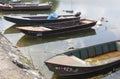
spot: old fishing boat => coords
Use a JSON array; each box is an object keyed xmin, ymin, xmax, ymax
[
  {"xmin": 3, "ymin": 12, "xmax": 81, "ymax": 25},
  {"xmin": 0, "ymin": 0, "xmax": 21, "ymax": 4},
  {"xmin": 0, "ymin": 2, "xmax": 52, "ymax": 11},
  {"xmin": 17, "ymin": 28, "xmax": 95, "ymax": 47},
  {"xmin": 45, "ymin": 40, "xmax": 120, "ymax": 76},
  {"xmin": 16, "ymin": 19, "xmax": 96, "ymax": 36}
]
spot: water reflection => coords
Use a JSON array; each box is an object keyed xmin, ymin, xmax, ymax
[
  {"xmin": 40, "ymin": 0, "xmax": 59, "ymax": 12},
  {"xmin": 4, "ymin": 25, "xmax": 20, "ymax": 34},
  {"xmin": 17, "ymin": 28, "xmax": 95, "ymax": 47}
]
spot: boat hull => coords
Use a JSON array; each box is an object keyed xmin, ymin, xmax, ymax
[
  {"xmin": 4, "ymin": 15, "xmax": 80, "ymax": 25},
  {"xmin": 0, "ymin": 6, "xmax": 51, "ymax": 11},
  {"xmin": 45, "ymin": 58, "xmax": 120, "ymax": 76},
  {"xmin": 0, "ymin": 3, "xmax": 51, "ymax": 11}
]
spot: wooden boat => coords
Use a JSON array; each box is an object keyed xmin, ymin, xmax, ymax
[
  {"xmin": 16, "ymin": 19, "xmax": 96, "ymax": 37},
  {"xmin": 0, "ymin": 2, "xmax": 52, "ymax": 11},
  {"xmin": 17, "ymin": 28, "xmax": 95, "ymax": 47},
  {"xmin": 45, "ymin": 40, "xmax": 120, "ymax": 76},
  {"xmin": 3, "ymin": 13, "xmax": 81, "ymax": 25},
  {"xmin": 0, "ymin": 0, "xmax": 21, "ymax": 4}
]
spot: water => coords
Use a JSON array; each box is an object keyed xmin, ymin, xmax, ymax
[{"xmin": 0, "ymin": 0, "xmax": 120, "ymax": 79}]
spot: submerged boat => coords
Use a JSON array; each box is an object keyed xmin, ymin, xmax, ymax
[
  {"xmin": 45, "ymin": 40, "xmax": 120, "ymax": 76},
  {"xmin": 16, "ymin": 19, "xmax": 96, "ymax": 36},
  {"xmin": 0, "ymin": 2, "xmax": 52, "ymax": 11},
  {"xmin": 3, "ymin": 12, "xmax": 81, "ymax": 25}
]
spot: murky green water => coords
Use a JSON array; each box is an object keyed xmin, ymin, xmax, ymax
[{"xmin": 0, "ymin": 0, "xmax": 120, "ymax": 79}]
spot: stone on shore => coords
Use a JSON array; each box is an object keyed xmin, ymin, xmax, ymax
[{"xmin": 0, "ymin": 33, "xmax": 44, "ymax": 79}]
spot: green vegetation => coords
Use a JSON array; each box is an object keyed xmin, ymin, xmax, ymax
[{"xmin": 24, "ymin": 59, "xmax": 31, "ymax": 65}]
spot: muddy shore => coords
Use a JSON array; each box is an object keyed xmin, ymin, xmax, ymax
[{"xmin": 0, "ymin": 33, "xmax": 44, "ymax": 79}]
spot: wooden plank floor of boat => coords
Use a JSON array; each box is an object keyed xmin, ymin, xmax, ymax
[
  {"xmin": 85, "ymin": 51, "xmax": 120, "ymax": 63},
  {"xmin": 17, "ymin": 26, "xmax": 52, "ymax": 31},
  {"xmin": 46, "ymin": 51, "xmax": 120, "ymax": 66}
]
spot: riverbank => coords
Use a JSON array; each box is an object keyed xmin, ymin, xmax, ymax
[{"xmin": 0, "ymin": 33, "xmax": 44, "ymax": 79}]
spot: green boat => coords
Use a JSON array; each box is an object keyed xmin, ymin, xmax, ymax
[{"xmin": 45, "ymin": 40, "xmax": 120, "ymax": 76}]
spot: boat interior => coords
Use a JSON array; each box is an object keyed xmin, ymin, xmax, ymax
[
  {"xmin": 45, "ymin": 19, "xmax": 94, "ymax": 30},
  {"xmin": 17, "ymin": 19, "xmax": 95, "ymax": 31},
  {"xmin": 23, "ymin": 15, "xmax": 78, "ymax": 20},
  {"xmin": 46, "ymin": 41, "xmax": 120, "ymax": 66}
]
